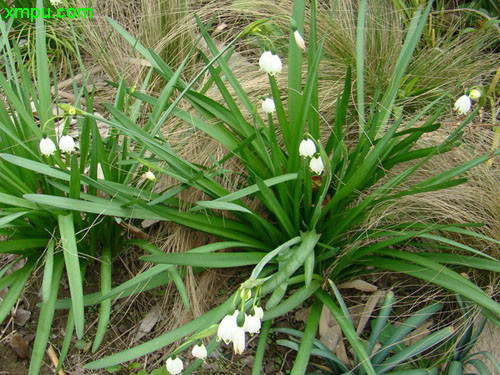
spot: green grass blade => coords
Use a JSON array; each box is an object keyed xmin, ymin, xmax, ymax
[
  {"xmin": 289, "ymin": 298, "xmax": 323, "ymax": 375},
  {"xmin": 167, "ymin": 267, "xmax": 190, "ymax": 310},
  {"xmin": 377, "ymin": 327, "xmax": 454, "ymax": 373},
  {"xmin": 356, "ymin": 0, "xmax": 367, "ymax": 129},
  {"xmin": 252, "ymin": 320, "xmax": 272, "ymax": 375},
  {"xmin": 41, "ymin": 239, "xmax": 54, "ymax": 302},
  {"xmin": 58, "ymin": 214, "xmax": 85, "ymax": 338},
  {"xmin": 92, "ymin": 246, "xmax": 112, "ymax": 352},
  {"xmin": 28, "ymin": 255, "xmax": 64, "ymax": 375},
  {"xmin": 55, "ymin": 310, "xmax": 75, "ymax": 373},
  {"xmin": 141, "ymin": 252, "xmax": 266, "ymax": 268}
]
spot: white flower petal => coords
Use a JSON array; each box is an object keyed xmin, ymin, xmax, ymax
[
  {"xmin": 244, "ymin": 314, "xmax": 261, "ymax": 334},
  {"xmin": 58, "ymin": 135, "xmax": 75, "ymax": 153},
  {"xmin": 144, "ymin": 170, "xmax": 156, "ymax": 181},
  {"xmin": 232, "ymin": 326, "xmax": 246, "ymax": 354},
  {"xmin": 262, "ymin": 98, "xmax": 276, "ymax": 114},
  {"xmin": 40, "ymin": 137, "xmax": 56, "ymax": 156},
  {"xmin": 309, "ymin": 156, "xmax": 325, "ymax": 175},
  {"xmin": 299, "ymin": 138, "xmax": 316, "ymax": 158},
  {"xmin": 253, "ymin": 306, "xmax": 264, "ymax": 320},
  {"xmin": 217, "ymin": 312, "xmax": 237, "ymax": 343},
  {"xmin": 259, "ymin": 51, "xmax": 282, "ymax": 75},
  {"xmin": 191, "ymin": 343, "xmax": 207, "ymax": 360},
  {"xmin": 453, "ymin": 95, "xmax": 471, "ymax": 115},
  {"xmin": 166, "ymin": 357, "xmax": 183, "ymax": 375}
]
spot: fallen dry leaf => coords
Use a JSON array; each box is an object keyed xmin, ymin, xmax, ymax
[
  {"xmin": 356, "ymin": 291, "xmax": 385, "ymax": 335},
  {"xmin": 133, "ymin": 304, "xmax": 161, "ymax": 342},
  {"xmin": 338, "ymin": 279, "xmax": 378, "ymax": 292},
  {"xmin": 9, "ymin": 333, "xmax": 30, "ymax": 359}
]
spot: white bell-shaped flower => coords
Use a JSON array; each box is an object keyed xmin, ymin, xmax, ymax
[
  {"xmin": 253, "ymin": 306, "xmax": 264, "ymax": 320},
  {"xmin": 217, "ymin": 311, "xmax": 238, "ymax": 344},
  {"xmin": 166, "ymin": 356, "xmax": 183, "ymax": 375},
  {"xmin": 262, "ymin": 97, "xmax": 276, "ymax": 114},
  {"xmin": 50, "ymin": 0, "xmax": 62, "ymax": 6},
  {"xmin": 294, "ymin": 30, "xmax": 306, "ymax": 51},
  {"xmin": 453, "ymin": 95, "xmax": 471, "ymax": 115},
  {"xmin": 259, "ymin": 51, "xmax": 282, "ymax": 75},
  {"xmin": 244, "ymin": 313, "xmax": 261, "ymax": 334},
  {"xmin": 310, "ymin": 155, "xmax": 325, "ymax": 175},
  {"xmin": 58, "ymin": 135, "xmax": 75, "ymax": 153},
  {"xmin": 144, "ymin": 170, "xmax": 156, "ymax": 181},
  {"xmin": 469, "ymin": 89, "xmax": 481, "ymax": 101},
  {"xmin": 40, "ymin": 137, "xmax": 56, "ymax": 156},
  {"xmin": 191, "ymin": 342, "xmax": 207, "ymax": 360},
  {"xmin": 232, "ymin": 324, "xmax": 246, "ymax": 354},
  {"xmin": 299, "ymin": 137, "xmax": 316, "ymax": 158}
]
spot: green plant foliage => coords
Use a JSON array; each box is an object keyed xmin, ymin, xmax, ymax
[
  {"xmin": 0, "ymin": 0, "xmax": 499, "ymax": 374},
  {"xmin": 276, "ymin": 290, "xmax": 455, "ymax": 374}
]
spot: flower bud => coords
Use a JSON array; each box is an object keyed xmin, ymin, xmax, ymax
[
  {"xmin": 468, "ymin": 89, "xmax": 481, "ymax": 101},
  {"xmin": 294, "ymin": 30, "xmax": 306, "ymax": 51}
]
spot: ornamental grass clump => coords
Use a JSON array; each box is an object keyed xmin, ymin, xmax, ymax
[{"xmin": 3, "ymin": 0, "xmax": 500, "ymax": 374}]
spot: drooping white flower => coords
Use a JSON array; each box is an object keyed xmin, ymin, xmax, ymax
[
  {"xmin": 259, "ymin": 51, "xmax": 282, "ymax": 76},
  {"xmin": 58, "ymin": 135, "xmax": 75, "ymax": 153},
  {"xmin": 309, "ymin": 155, "xmax": 325, "ymax": 175},
  {"xmin": 232, "ymin": 324, "xmax": 246, "ymax": 354},
  {"xmin": 244, "ymin": 313, "xmax": 261, "ymax": 335},
  {"xmin": 294, "ymin": 30, "xmax": 306, "ymax": 51},
  {"xmin": 166, "ymin": 356, "xmax": 183, "ymax": 375},
  {"xmin": 40, "ymin": 137, "xmax": 56, "ymax": 156},
  {"xmin": 191, "ymin": 342, "xmax": 207, "ymax": 360},
  {"xmin": 143, "ymin": 170, "xmax": 156, "ymax": 181},
  {"xmin": 299, "ymin": 137, "xmax": 316, "ymax": 158},
  {"xmin": 50, "ymin": 0, "xmax": 62, "ymax": 6},
  {"xmin": 261, "ymin": 97, "xmax": 276, "ymax": 114},
  {"xmin": 217, "ymin": 311, "xmax": 238, "ymax": 344},
  {"xmin": 253, "ymin": 305, "xmax": 264, "ymax": 320},
  {"xmin": 469, "ymin": 89, "xmax": 481, "ymax": 101},
  {"xmin": 453, "ymin": 95, "xmax": 471, "ymax": 115}
]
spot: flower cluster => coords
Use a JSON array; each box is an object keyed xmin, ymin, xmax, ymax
[
  {"xmin": 39, "ymin": 135, "xmax": 76, "ymax": 156},
  {"xmin": 164, "ymin": 304, "xmax": 264, "ymax": 374},
  {"xmin": 453, "ymin": 88, "xmax": 481, "ymax": 115},
  {"xmin": 299, "ymin": 137, "xmax": 325, "ymax": 175},
  {"xmin": 217, "ymin": 305, "xmax": 264, "ymax": 355}
]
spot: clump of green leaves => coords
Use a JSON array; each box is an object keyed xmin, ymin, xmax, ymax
[{"xmin": 1, "ymin": 0, "xmax": 500, "ymax": 374}]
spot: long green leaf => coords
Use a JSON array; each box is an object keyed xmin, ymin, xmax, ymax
[
  {"xmin": 29, "ymin": 255, "xmax": 64, "ymax": 375},
  {"xmin": 58, "ymin": 214, "xmax": 85, "ymax": 338},
  {"xmin": 141, "ymin": 252, "xmax": 266, "ymax": 268}
]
